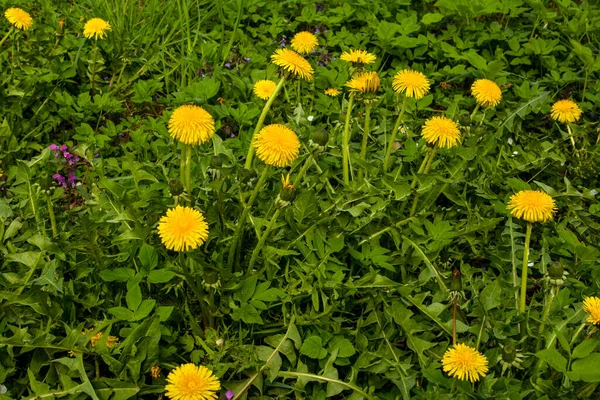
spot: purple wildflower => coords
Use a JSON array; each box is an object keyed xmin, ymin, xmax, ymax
[
  {"xmin": 279, "ymin": 36, "xmax": 287, "ymax": 47},
  {"xmin": 244, "ymin": 57, "xmax": 251, "ymax": 63},
  {"xmin": 65, "ymin": 153, "xmax": 80, "ymax": 166},
  {"xmin": 68, "ymin": 170, "xmax": 78, "ymax": 188},
  {"xmin": 224, "ymin": 62, "xmax": 232, "ymax": 69},
  {"xmin": 49, "ymin": 144, "xmax": 60, "ymax": 157},
  {"xmin": 225, "ymin": 391, "xmax": 235, "ymax": 400},
  {"xmin": 53, "ymin": 173, "xmax": 67, "ymax": 188}
]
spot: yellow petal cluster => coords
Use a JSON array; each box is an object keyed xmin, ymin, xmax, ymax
[
  {"xmin": 507, "ymin": 190, "xmax": 556, "ymax": 223},
  {"xmin": 168, "ymin": 105, "xmax": 215, "ymax": 146},
  {"xmin": 392, "ymin": 69, "xmax": 430, "ymax": 99},
  {"xmin": 4, "ymin": 8, "xmax": 33, "ymax": 31},
  {"xmin": 253, "ymin": 124, "xmax": 300, "ymax": 167},
  {"xmin": 165, "ymin": 364, "xmax": 221, "ymax": 400},
  {"xmin": 253, "ymin": 80, "xmax": 277, "ymax": 100},
  {"xmin": 324, "ymin": 88, "xmax": 341, "ymax": 97},
  {"xmin": 271, "ymin": 49, "xmax": 314, "ymax": 81},
  {"xmin": 346, "ymin": 71, "xmax": 380, "ymax": 94},
  {"xmin": 583, "ymin": 296, "xmax": 600, "ymax": 325},
  {"xmin": 421, "ymin": 116, "xmax": 461, "ymax": 148},
  {"xmin": 471, "ymin": 79, "xmax": 502, "ymax": 107},
  {"xmin": 340, "ymin": 49, "xmax": 376, "ymax": 64},
  {"xmin": 442, "ymin": 343, "xmax": 489, "ymax": 383},
  {"xmin": 550, "ymin": 99, "xmax": 582, "ymax": 123},
  {"xmin": 158, "ymin": 206, "xmax": 209, "ymax": 252},
  {"xmin": 291, "ymin": 31, "xmax": 318, "ymax": 54},
  {"xmin": 83, "ymin": 18, "xmax": 111, "ymax": 40}
]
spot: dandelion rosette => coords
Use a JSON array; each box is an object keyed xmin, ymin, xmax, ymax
[
  {"xmin": 507, "ymin": 190, "xmax": 556, "ymax": 223},
  {"xmin": 471, "ymin": 79, "xmax": 502, "ymax": 107},
  {"xmin": 271, "ymin": 49, "xmax": 314, "ymax": 81},
  {"xmin": 392, "ymin": 69, "xmax": 430, "ymax": 99},
  {"xmin": 4, "ymin": 8, "xmax": 33, "ymax": 31},
  {"xmin": 165, "ymin": 363, "xmax": 220, "ymax": 400},
  {"xmin": 346, "ymin": 71, "xmax": 380, "ymax": 94},
  {"xmin": 253, "ymin": 124, "xmax": 300, "ymax": 167},
  {"xmin": 583, "ymin": 296, "xmax": 600, "ymax": 325},
  {"xmin": 442, "ymin": 343, "xmax": 488, "ymax": 383},
  {"xmin": 168, "ymin": 105, "xmax": 215, "ymax": 146},
  {"xmin": 421, "ymin": 116, "xmax": 461, "ymax": 148},
  {"xmin": 291, "ymin": 31, "xmax": 318, "ymax": 54},
  {"xmin": 340, "ymin": 49, "xmax": 376, "ymax": 64},
  {"xmin": 550, "ymin": 99, "xmax": 582, "ymax": 123},
  {"xmin": 158, "ymin": 206, "xmax": 209, "ymax": 252},
  {"xmin": 324, "ymin": 88, "xmax": 341, "ymax": 97},
  {"xmin": 83, "ymin": 18, "xmax": 111, "ymax": 40},
  {"xmin": 253, "ymin": 80, "xmax": 277, "ymax": 100}
]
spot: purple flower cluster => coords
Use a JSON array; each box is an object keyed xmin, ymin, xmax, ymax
[
  {"xmin": 225, "ymin": 390, "xmax": 235, "ymax": 400},
  {"xmin": 49, "ymin": 144, "xmax": 80, "ymax": 188}
]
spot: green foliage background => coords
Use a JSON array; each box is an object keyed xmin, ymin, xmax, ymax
[{"xmin": 0, "ymin": 0, "xmax": 599, "ymax": 398}]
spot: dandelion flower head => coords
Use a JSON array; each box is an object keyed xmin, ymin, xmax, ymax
[
  {"xmin": 583, "ymin": 296, "xmax": 600, "ymax": 325},
  {"xmin": 550, "ymin": 99, "xmax": 582, "ymax": 123},
  {"xmin": 507, "ymin": 190, "xmax": 556, "ymax": 223},
  {"xmin": 253, "ymin": 124, "xmax": 300, "ymax": 167},
  {"xmin": 168, "ymin": 105, "xmax": 215, "ymax": 146},
  {"xmin": 158, "ymin": 206, "xmax": 209, "ymax": 252},
  {"xmin": 253, "ymin": 80, "xmax": 277, "ymax": 100},
  {"xmin": 471, "ymin": 79, "xmax": 502, "ymax": 108},
  {"xmin": 165, "ymin": 363, "xmax": 221, "ymax": 400},
  {"xmin": 291, "ymin": 31, "xmax": 318, "ymax": 54},
  {"xmin": 324, "ymin": 88, "xmax": 341, "ymax": 97},
  {"xmin": 421, "ymin": 116, "xmax": 461, "ymax": 148},
  {"xmin": 83, "ymin": 18, "xmax": 111, "ymax": 40},
  {"xmin": 340, "ymin": 49, "xmax": 376, "ymax": 64},
  {"xmin": 392, "ymin": 69, "xmax": 430, "ymax": 99},
  {"xmin": 271, "ymin": 49, "xmax": 314, "ymax": 81},
  {"xmin": 4, "ymin": 8, "xmax": 33, "ymax": 31},
  {"xmin": 442, "ymin": 343, "xmax": 489, "ymax": 383},
  {"xmin": 346, "ymin": 71, "xmax": 380, "ymax": 94}
]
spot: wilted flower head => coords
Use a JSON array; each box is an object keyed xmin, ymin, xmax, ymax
[
  {"xmin": 507, "ymin": 190, "xmax": 556, "ymax": 223},
  {"xmin": 158, "ymin": 206, "xmax": 209, "ymax": 252},
  {"xmin": 253, "ymin": 124, "xmax": 300, "ymax": 167},
  {"xmin": 83, "ymin": 18, "xmax": 111, "ymax": 40},
  {"xmin": 291, "ymin": 31, "xmax": 318, "ymax": 54},
  {"xmin": 392, "ymin": 69, "xmax": 430, "ymax": 99},
  {"xmin": 165, "ymin": 364, "xmax": 220, "ymax": 400},
  {"xmin": 4, "ymin": 8, "xmax": 33, "ymax": 31},
  {"xmin": 340, "ymin": 49, "xmax": 376, "ymax": 64},
  {"xmin": 471, "ymin": 79, "xmax": 502, "ymax": 108},
  {"xmin": 442, "ymin": 343, "xmax": 488, "ymax": 383},
  {"xmin": 168, "ymin": 105, "xmax": 215, "ymax": 146},
  {"xmin": 253, "ymin": 80, "xmax": 277, "ymax": 100},
  {"xmin": 150, "ymin": 365, "xmax": 161, "ymax": 379},
  {"xmin": 346, "ymin": 71, "xmax": 380, "ymax": 94},
  {"xmin": 271, "ymin": 49, "xmax": 314, "ymax": 80},
  {"xmin": 550, "ymin": 99, "xmax": 582, "ymax": 123},
  {"xmin": 421, "ymin": 116, "xmax": 461, "ymax": 148}
]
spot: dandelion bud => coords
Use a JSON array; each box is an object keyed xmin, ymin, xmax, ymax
[
  {"xmin": 459, "ymin": 114, "xmax": 471, "ymax": 127},
  {"xmin": 210, "ymin": 155, "xmax": 224, "ymax": 169},
  {"xmin": 168, "ymin": 179, "xmax": 184, "ymax": 196},
  {"xmin": 501, "ymin": 345, "xmax": 517, "ymax": 363},
  {"xmin": 312, "ymin": 129, "xmax": 329, "ymax": 146},
  {"xmin": 548, "ymin": 262, "xmax": 564, "ymax": 280},
  {"xmin": 450, "ymin": 269, "xmax": 462, "ymax": 292},
  {"xmin": 241, "ymin": 168, "xmax": 257, "ymax": 184},
  {"xmin": 280, "ymin": 186, "xmax": 297, "ymax": 203}
]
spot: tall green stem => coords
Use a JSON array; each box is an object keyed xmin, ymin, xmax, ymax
[
  {"xmin": 245, "ymin": 76, "xmax": 287, "ymax": 168},
  {"xmin": 90, "ymin": 39, "xmax": 98, "ymax": 94},
  {"xmin": 409, "ymin": 145, "xmax": 438, "ymax": 217},
  {"xmin": 536, "ymin": 285, "xmax": 557, "ymax": 351},
  {"xmin": 184, "ymin": 144, "xmax": 193, "ymax": 204},
  {"xmin": 47, "ymin": 196, "xmax": 57, "ymax": 238},
  {"xmin": 227, "ymin": 165, "xmax": 271, "ymax": 269},
  {"xmin": 383, "ymin": 96, "xmax": 408, "ymax": 172},
  {"xmin": 0, "ymin": 27, "xmax": 14, "ymax": 47},
  {"xmin": 179, "ymin": 254, "xmax": 209, "ymax": 331},
  {"xmin": 519, "ymin": 223, "xmax": 533, "ymax": 313},
  {"xmin": 470, "ymin": 104, "xmax": 480, "ymax": 121},
  {"xmin": 293, "ymin": 152, "xmax": 314, "ymax": 187},
  {"xmin": 248, "ymin": 208, "xmax": 281, "ymax": 271},
  {"xmin": 566, "ymin": 123, "xmax": 576, "ymax": 151},
  {"xmin": 180, "ymin": 144, "xmax": 187, "ymax": 185},
  {"xmin": 342, "ymin": 94, "xmax": 356, "ymax": 185},
  {"xmin": 359, "ymin": 102, "xmax": 373, "ymax": 180}
]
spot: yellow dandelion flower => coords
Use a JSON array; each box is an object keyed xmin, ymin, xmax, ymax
[
  {"xmin": 253, "ymin": 124, "xmax": 300, "ymax": 167},
  {"xmin": 83, "ymin": 18, "xmax": 111, "ymax": 40},
  {"xmin": 345, "ymin": 71, "xmax": 380, "ymax": 94},
  {"xmin": 324, "ymin": 88, "xmax": 341, "ymax": 97},
  {"xmin": 158, "ymin": 206, "xmax": 209, "ymax": 252},
  {"xmin": 507, "ymin": 190, "xmax": 556, "ymax": 223},
  {"xmin": 4, "ymin": 8, "xmax": 33, "ymax": 31},
  {"xmin": 583, "ymin": 296, "xmax": 600, "ymax": 325},
  {"xmin": 340, "ymin": 49, "xmax": 376, "ymax": 64},
  {"xmin": 421, "ymin": 116, "xmax": 461, "ymax": 148},
  {"xmin": 253, "ymin": 80, "xmax": 277, "ymax": 100},
  {"xmin": 281, "ymin": 173, "xmax": 295, "ymax": 191},
  {"xmin": 392, "ymin": 69, "xmax": 430, "ymax": 99},
  {"xmin": 105, "ymin": 335, "xmax": 119, "ymax": 349},
  {"xmin": 271, "ymin": 49, "xmax": 314, "ymax": 81},
  {"xmin": 151, "ymin": 365, "xmax": 162, "ymax": 379},
  {"xmin": 89, "ymin": 332, "xmax": 103, "ymax": 347},
  {"xmin": 165, "ymin": 363, "xmax": 220, "ymax": 400},
  {"xmin": 442, "ymin": 343, "xmax": 488, "ymax": 383},
  {"xmin": 550, "ymin": 99, "xmax": 582, "ymax": 123},
  {"xmin": 471, "ymin": 79, "xmax": 502, "ymax": 108},
  {"xmin": 291, "ymin": 31, "xmax": 318, "ymax": 54},
  {"xmin": 168, "ymin": 105, "xmax": 215, "ymax": 146}
]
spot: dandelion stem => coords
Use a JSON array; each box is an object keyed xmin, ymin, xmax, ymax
[
  {"xmin": 536, "ymin": 285, "xmax": 557, "ymax": 351},
  {"xmin": 383, "ymin": 96, "xmax": 408, "ymax": 172},
  {"xmin": 184, "ymin": 144, "xmax": 193, "ymax": 204},
  {"xmin": 179, "ymin": 254, "xmax": 209, "ymax": 332},
  {"xmin": 293, "ymin": 151, "xmax": 315, "ymax": 187},
  {"xmin": 342, "ymin": 93, "xmax": 355, "ymax": 184},
  {"xmin": 227, "ymin": 165, "xmax": 271, "ymax": 270},
  {"xmin": 0, "ymin": 27, "xmax": 15, "ymax": 47},
  {"xmin": 248, "ymin": 208, "xmax": 281, "ymax": 271},
  {"xmin": 519, "ymin": 223, "xmax": 533, "ymax": 313},
  {"xmin": 47, "ymin": 196, "xmax": 57, "ymax": 238},
  {"xmin": 359, "ymin": 102, "xmax": 373, "ymax": 180},
  {"xmin": 245, "ymin": 76, "xmax": 287, "ymax": 169},
  {"xmin": 470, "ymin": 103, "xmax": 480, "ymax": 121},
  {"xmin": 452, "ymin": 298, "xmax": 457, "ymax": 346},
  {"xmin": 409, "ymin": 145, "xmax": 438, "ymax": 217},
  {"xmin": 90, "ymin": 39, "xmax": 98, "ymax": 95},
  {"xmin": 566, "ymin": 123, "xmax": 576, "ymax": 150}
]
